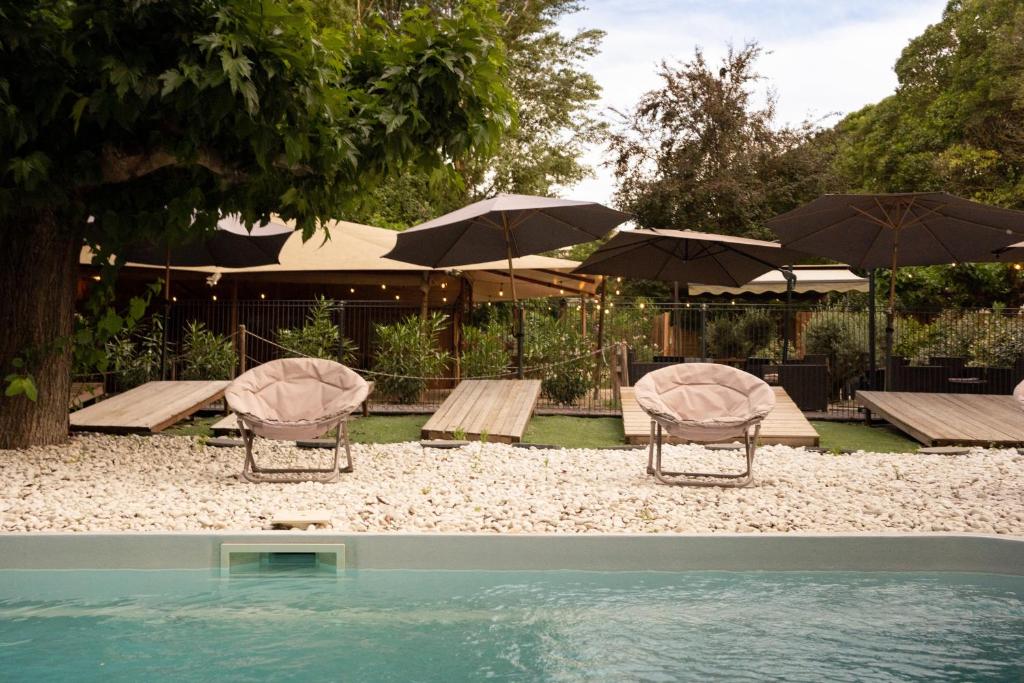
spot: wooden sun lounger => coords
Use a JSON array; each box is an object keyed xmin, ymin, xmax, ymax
[
  {"xmin": 69, "ymin": 380, "xmax": 230, "ymax": 433},
  {"xmin": 421, "ymin": 379, "xmax": 542, "ymax": 444},
  {"xmin": 622, "ymin": 386, "xmax": 819, "ymax": 447},
  {"xmin": 857, "ymin": 390, "xmax": 1024, "ymax": 446}
]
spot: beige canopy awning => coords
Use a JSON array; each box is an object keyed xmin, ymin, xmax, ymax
[
  {"xmin": 80, "ymin": 218, "xmax": 598, "ymax": 301},
  {"xmin": 687, "ymin": 266, "xmax": 867, "ymax": 296}
]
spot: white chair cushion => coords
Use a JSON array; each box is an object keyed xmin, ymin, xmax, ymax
[
  {"xmin": 634, "ymin": 363, "xmax": 775, "ymax": 441},
  {"xmin": 225, "ymin": 358, "xmax": 369, "ymax": 440}
]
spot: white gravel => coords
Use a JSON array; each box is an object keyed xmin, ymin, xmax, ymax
[{"xmin": 0, "ymin": 434, "xmax": 1022, "ymax": 535}]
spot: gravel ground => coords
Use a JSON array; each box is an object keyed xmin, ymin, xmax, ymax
[{"xmin": 0, "ymin": 434, "xmax": 1022, "ymax": 534}]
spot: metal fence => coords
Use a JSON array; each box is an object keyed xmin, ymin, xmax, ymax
[{"xmin": 110, "ymin": 298, "xmax": 1024, "ymax": 419}]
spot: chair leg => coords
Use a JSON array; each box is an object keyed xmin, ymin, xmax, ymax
[
  {"xmin": 646, "ymin": 420, "xmax": 656, "ymax": 474},
  {"xmin": 237, "ymin": 416, "xmax": 350, "ymax": 484},
  {"xmin": 339, "ymin": 419, "xmax": 354, "ymax": 473},
  {"xmin": 649, "ymin": 424, "xmax": 760, "ymax": 488}
]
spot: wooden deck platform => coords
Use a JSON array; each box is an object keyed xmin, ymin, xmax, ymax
[
  {"xmin": 857, "ymin": 391, "xmax": 1024, "ymax": 446},
  {"xmin": 421, "ymin": 379, "xmax": 542, "ymax": 444},
  {"xmin": 622, "ymin": 386, "xmax": 820, "ymax": 447},
  {"xmin": 69, "ymin": 381, "xmax": 230, "ymax": 434}
]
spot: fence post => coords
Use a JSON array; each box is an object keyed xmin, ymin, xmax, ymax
[
  {"xmin": 700, "ymin": 304, "xmax": 708, "ymax": 359},
  {"xmin": 238, "ymin": 324, "xmax": 246, "ymax": 376},
  {"xmin": 336, "ymin": 300, "xmax": 346, "ymax": 361}
]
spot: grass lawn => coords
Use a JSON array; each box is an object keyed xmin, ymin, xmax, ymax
[
  {"xmin": 811, "ymin": 420, "xmax": 918, "ymax": 453},
  {"xmin": 162, "ymin": 413, "xmax": 919, "ymax": 453}
]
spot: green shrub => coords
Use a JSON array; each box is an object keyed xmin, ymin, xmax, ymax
[
  {"xmin": 967, "ymin": 315, "xmax": 1024, "ymax": 367},
  {"xmin": 601, "ymin": 299, "xmax": 658, "ymax": 361},
  {"xmin": 178, "ymin": 321, "xmax": 235, "ymax": 380},
  {"xmin": 373, "ymin": 312, "xmax": 451, "ymax": 403},
  {"xmin": 803, "ymin": 312, "xmax": 868, "ymax": 399},
  {"xmin": 460, "ymin": 320, "xmax": 511, "ymax": 377},
  {"xmin": 276, "ymin": 297, "xmax": 357, "ymax": 364},
  {"xmin": 526, "ymin": 314, "xmax": 594, "ymax": 406},
  {"xmin": 707, "ymin": 308, "xmax": 777, "ymax": 359},
  {"xmin": 106, "ymin": 317, "xmax": 167, "ymax": 389}
]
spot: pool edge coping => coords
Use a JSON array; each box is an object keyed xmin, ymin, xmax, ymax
[{"xmin": 0, "ymin": 532, "xmax": 1021, "ymax": 575}]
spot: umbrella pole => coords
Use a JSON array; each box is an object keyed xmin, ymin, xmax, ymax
[
  {"xmin": 160, "ymin": 250, "xmax": 171, "ymax": 381},
  {"xmin": 868, "ymin": 270, "xmax": 877, "ymax": 389},
  {"xmin": 781, "ymin": 267, "xmax": 795, "ymax": 363},
  {"xmin": 884, "ymin": 234, "xmax": 899, "ymax": 391},
  {"xmin": 503, "ymin": 215, "xmax": 524, "ymax": 379}
]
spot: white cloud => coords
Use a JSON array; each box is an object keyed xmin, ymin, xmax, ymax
[{"xmin": 556, "ymin": 0, "xmax": 948, "ymax": 206}]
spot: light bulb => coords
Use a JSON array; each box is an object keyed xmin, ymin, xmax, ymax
[
  {"xmin": 212, "ymin": 295, "xmax": 217, "ymax": 301},
  {"xmin": 259, "ymin": 293, "xmax": 266, "ymax": 300},
  {"xmin": 381, "ymin": 283, "xmax": 386, "ymax": 289}
]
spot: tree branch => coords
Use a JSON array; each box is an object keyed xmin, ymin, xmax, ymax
[{"xmin": 99, "ymin": 146, "xmax": 246, "ymax": 183}]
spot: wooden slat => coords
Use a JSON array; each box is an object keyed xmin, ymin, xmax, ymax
[
  {"xmin": 69, "ymin": 381, "xmax": 229, "ymax": 433},
  {"xmin": 69, "ymin": 382, "xmax": 104, "ymax": 409},
  {"xmin": 421, "ymin": 379, "xmax": 541, "ymax": 443},
  {"xmin": 622, "ymin": 386, "xmax": 819, "ymax": 447},
  {"xmin": 857, "ymin": 391, "xmax": 1024, "ymax": 446}
]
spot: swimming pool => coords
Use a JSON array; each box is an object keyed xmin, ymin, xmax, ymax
[
  {"xmin": 0, "ymin": 568, "xmax": 1021, "ymax": 681},
  {"xmin": 0, "ymin": 534, "xmax": 1021, "ymax": 681}
]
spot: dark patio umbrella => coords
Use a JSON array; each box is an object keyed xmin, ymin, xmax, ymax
[
  {"xmin": 384, "ymin": 193, "xmax": 631, "ymax": 376},
  {"xmin": 574, "ymin": 228, "xmax": 808, "ymax": 361},
  {"xmin": 765, "ymin": 192, "xmax": 1024, "ymax": 388},
  {"xmin": 123, "ymin": 215, "xmax": 294, "ymax": 378}
]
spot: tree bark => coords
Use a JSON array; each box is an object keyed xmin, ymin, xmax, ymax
[{"xmin": 0, "ymin": 209, "xmax": 80, "ymax": 449}]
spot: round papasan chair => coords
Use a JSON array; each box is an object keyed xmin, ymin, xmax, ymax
[
  {"xmin": 633, "ymin": 363, "xmax": 775, "ymax": 487},
  {"xmin": 225, "ymin": 358, "xmax": 369, "ymax": 483}
]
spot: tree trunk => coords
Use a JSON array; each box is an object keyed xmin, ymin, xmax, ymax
[{"xmin": 0, "ymin": 209, "xmax": 80, "ymax": 449}]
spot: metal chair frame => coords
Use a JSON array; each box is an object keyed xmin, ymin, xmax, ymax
[
  {"xmin": 237, "ymin": 414, "xmax": 353, "ymax": 484},
  {"xmin": 646, "ymin": 420, "xmax": 762, "ymax": 488}
]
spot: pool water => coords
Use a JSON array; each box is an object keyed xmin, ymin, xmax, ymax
[{"xmin": 0, "ymin": 570, "xmax": 1021, "ymax": 681}]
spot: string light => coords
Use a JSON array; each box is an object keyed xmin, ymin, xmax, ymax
[
  {"xmin": 394, "ymin": 294, "xmax": 400, "ymax": 300},
  {"xmin": 91, "ymin": 275, "xmax": 101, "ymax": 281},
  {"xmin": 259, "ymin": 293, "xmax": 266, "ymax": 300},
  {"xmin": 498, "ymin": 289, "xmax": 504, "ymax": 297},
  {"xmin": 212, "ymin": 295, "xmax": 217, "ymax": 301},
  {"xmin": 639, "ymin": 302, "xmax": 645, "ymax": 309},
  {"xmin": 171, "ymin": 296, "xmax": 177, "ymax": 302},
  {"xmin": 440, "ymin": 282, "xmax": 447, "ymax": 289},
  {"xmin": 615, "ymin": 289, "xmax": 621, "ymax": 295},
  {"xmin": 442, "ymin": 297, "xmax": 447, "ymax": 303},
  {"xmin": 559, "ymin": 289, "xmax": 565, "ymax": 295},
  {"xmin": 350, "ymin": 287, "xmax": 355, "ymax": 293},
  {"xmin": 381, "ymin": 283, "xmax": 387, "ymax": 290},
  {"xmin": 1015, "ymin": 264, "xmax": 1022, "ymax": 271}
]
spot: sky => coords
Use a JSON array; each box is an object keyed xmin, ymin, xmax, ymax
[{"xmin": 557, "ymin": 0, "xmax": 949, "ymax": 205}]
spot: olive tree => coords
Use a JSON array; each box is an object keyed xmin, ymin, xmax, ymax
[{"xmin": 0, "ymin": 0, "xmax": 511, "ymax": 448}]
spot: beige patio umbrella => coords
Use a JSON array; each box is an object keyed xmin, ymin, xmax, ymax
[
  {"xmin": 384, "ymin": 193, "xmax": 631, "ymax": 376},
  {"xmin": 766, "ymin": 192, "xmax": 1024, "ymax": 388}
]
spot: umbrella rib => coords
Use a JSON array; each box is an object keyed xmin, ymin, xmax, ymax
[
  {"xmin": 430, "ymin": 220, "xmax": 478, "ymax": 268},
  {"xmin": 905, "ymin": 203, "xmax": 959, "ymax": 263},
  {"xmin": 533, "ymin": 208, "xmax": 610, "ymax": 241}
]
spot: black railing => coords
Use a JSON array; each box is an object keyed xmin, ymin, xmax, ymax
[{"xmin": 108, "ymin": 298, "xmax": 1024, "ymax": 419}]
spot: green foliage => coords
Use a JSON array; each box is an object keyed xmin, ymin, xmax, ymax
[
  {"xmin": 106, "ymin": 317, "xmax": 169, "ymax": 390},
  {"xmin": 706, "ymin": 308, "xmax": 778, "ymax": 359},
  {"xmin": 610, "ymin": 42, "xmax": 839, "ymax": 238},
  {"xmin": 276, "ymin": 297, "xmax": 357, "ymax": 364},
  {"xmin": 179, "ymin": 321, "xmax": 235, "ymax": 380},
  {"xmin": 968, "ymin": 316, "xmax": 1024, "ymax": 367},
  {"xmin": 347, "ymin": 0, "xmax": 605, "ymax": 227},
  {"xmin": 834, "ymin": 0, "xmax": 1024, "ymax": 207},
  {"xmin": 601, "ymin": 299, "xmax": 658, "ymax": 361},
  {"xmin": 372, "ymin": 313, "xmax": 451, "ymax": 403},
  {"xmin": 525, "ymin": 314, "xmax": 594, "ymax": 406},
  {"xmin": 460, "ymin": 320, "xmax": 511, "ymax": 378},
  {"xmin": 803, "ymin": 312, "xmax": 868, "ymax": 398},
  {"xmin": 0, "ymin": 0, "xmax": 512, "ymax": 416}
]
